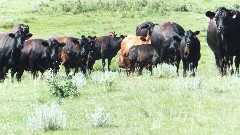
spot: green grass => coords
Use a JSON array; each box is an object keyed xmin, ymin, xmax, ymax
[{"xmin": 1, "ymin": 0, "xmax": 240, "ymax": 134}]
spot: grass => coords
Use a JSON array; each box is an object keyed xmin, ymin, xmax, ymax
[{"xmin": 1, "ymin": 0, "xmax": 240, "ymax": 134}]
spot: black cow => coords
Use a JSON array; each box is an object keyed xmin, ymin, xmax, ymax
[
  {"xmin": 128, "ymin": 44, "xmax": 159, "ymax": 76},
  {"xmin": 179, "ymin": 30, "xmax": 201, "ymax": 77},
  {"xmin": 151, "ymin": 22, "xmax": 185, "ymax": 75},
  {"xmin": 11, "ymin": 39, "xmax": 65, "ymax": 81},
  {"xmin": 136, "ymin": 22, "xmax": 156, "ymax": 37},
  {"xmin": 0, "ymin": 30, "xmax": 32, "ymax": 81},
  {"xmin": 206, "ymin": 7, "xmax": 240, "ymax": 75},
  {"xmin": 93, "ymin": 34, "xmax": 125, "ymax": 72}
]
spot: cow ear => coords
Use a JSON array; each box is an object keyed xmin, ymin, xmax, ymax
[
  {"xmin": 8, "ymin": 33, "xmax": 15, "ymax": 38},
  {"xmin": 120, "ymin": 35, "xmax": 125, "ymax": 39},
  {"xmin": 25, "ymin": 33, "xmax": 33, "ymax": 40},
  {"xmin": 140, "ymin": 36, "xmax": 146, "ymax": 41},
  {"xmin": 60, "ymin": 42, "xmax": 66, "ymax": 47},
  {"xmin": 194, "ymin": 31, "xmax": 200, "ymax": 35},
  {"xmin": 232, "ymin": 13, "xmax": 237, "ymax": 19},
  {"xmin": 72, "ymin": 39, "xmax": 80, "ymax": 45},
  {"xmin": 41, "ymin": 41, "xmax": 49, "ymax": 47},
  {"xmin": 206, "ymin": 11, "xmax": 215, "ymax": 19},
  {"xmin": 179, "ymin": 32, "xmax": 185, "ymax": 37},
  {"xmin": 173, "ymin": 36, "xmax": 181, "ymax": 42},
  {"xmin": 81, "ymin": 35, "xmax": 85, "ymax": 39}
]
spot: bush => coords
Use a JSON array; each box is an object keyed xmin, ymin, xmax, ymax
[
  {"xmin": 86, "ymin": 107, "xmax": 111, "ymax": 127},
  {"xmin": 47, "ymin": 76, "xmax": 79, "ymax": 98},
  {"xmin": 153, "ymin": 63, "xmax": 178, "ymax": 78},
  {"xmin": 91, "ymin": 72, "xmax": 118, "ymax": 91},
  {"xmin": 27, "ymin": 102, "xmax": 67, "ymax": 131}
]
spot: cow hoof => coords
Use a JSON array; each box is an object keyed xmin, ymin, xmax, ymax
[
  {"xmin": 183, "ymin": 74, "xmax": 187, "ymax": 77},
  {"xmin": 190, "ymin": 73, "xmax": 195, "ymax": 77}
]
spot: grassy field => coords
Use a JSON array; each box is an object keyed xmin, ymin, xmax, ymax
[{"xmin": 1, "ymin": 0, "xmax": 240, "ymax": 134}]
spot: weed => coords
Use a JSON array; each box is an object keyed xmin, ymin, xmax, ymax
[
  {"xmin": 27, "ymin": 102, "xmax": 67, "ymax": 131},
  {"xmin": 86, "ymin": 107, "xmax": 110, "ymax": 127}
]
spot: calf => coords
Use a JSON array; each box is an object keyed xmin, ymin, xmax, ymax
[
  {"xmin": 128, "ymin": 44, "xmax": 159, "ymax": 76},
  {"xmin": 120, "ymin": 35, "xmax": 151, "ymax": 71},
  {"xmin": 179, "ymin": 30, "xmax": 201, "ymax": 77},
  {"xmin": 11, "ymin": 39, "xmax": 65, "ymax": 81}
]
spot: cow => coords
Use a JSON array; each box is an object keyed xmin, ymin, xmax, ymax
[
  {"xmin": 151, "ymin": 22, "xmax": 185, "ymax": 75},
  {"xmin": 206, "ymin": 7, "xmax": 240, "ymax": 75},
  {"xmin": 179, "ymin": 30, "xmax": 201, "ymax": 77},
  {"xmin": 53, "ymin": 36, "xmax": 95, "ymax": 76},
  {"xmin": 93, "ymin": 34, "xmax": 125, "ymax": 72},
  {"xmin": 136, "ymin": 22, "xmax": 156, "ymax": 37},
  {"xmin": 0, "ymin": 30, "xmax": 32, "ymax": 81},
  {"xmin": 11, "ymin": 39, "xmax": 65, "ymax": 81},
  {"xmin": 119, "ymin": 35, "xmax": 151, "ymax": 72},
  {"xmin": 128, "ymin": 44, "xmax": 159, "ymax": 76}
]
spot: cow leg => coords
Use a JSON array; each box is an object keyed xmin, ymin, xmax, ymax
[
  {"xmin": 102, "ymin": 58, "xmax": 105, "ymax": 72},
  {"xmin": 3, "ymin": 66, "xmax": 9, "ymax": 79},
  {"xmin": 108, "ymin": 58, "xmax": 112, "ymax": 72},
  {"xmin": 0, "ymin": 66, "xmax": 4, "ymax": 82},
  {"xmin": 11, "ymin": 68, "xmax": 17, "ymax": 81},
  {"xmin": 229, "ymin": 57, "xmax": 234, "ymax": 75},
  {"xmin": 64, "ymin": 64, "xmax": 70, "ymax": 76},
  {"xmin": 16, "ymin": 70, "xmax": 24, "ymax": 82},
  {"xmin": 127, "ymin": 61, "xmax": 133, "ymax": 76},
  {"xmin": 214, "ymin": 54, "xmax": 221, "ymax": 73},
  {"xmin": 148, "ymin": 64, "xmax": 153, "ymax": 76},
  {"xmin": 138, "ymin": 63, "xmax": 144, "ymax": 76},
  {"xmin": 176, "ymin": 59, "xmax": 180, "ymax": 76},
  {"xmin": 182, "ymin": 59, "xmax": 188, "ymax": 77},
  {"xmin": 190, "ymin": 62, "xmax": 195, "ymax": 77},
  {"xmin": 235, "ymin": 56, "xmax": 239, "ymax": 75}
]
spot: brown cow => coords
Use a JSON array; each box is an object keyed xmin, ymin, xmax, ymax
[{"xmin": 119, "ymin": 35, "xmax": 151, "ymax": 71}]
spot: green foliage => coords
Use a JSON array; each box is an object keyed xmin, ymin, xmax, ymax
[
  {"xmin": 0, "ymin": 22, "xmax": 15, "ymax": 29},
  {"xmin": 31, "ymin": 0, "xmax": 172, "ymax": 15},
  {"xmin": 27, "ymin": 102, "xmax": 67, "ymax": 132},
  {"xmin": 47, "ymin": 76, "xmax": 79, "ymax": 98}
]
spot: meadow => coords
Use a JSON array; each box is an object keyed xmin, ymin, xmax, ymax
[{"xmin": 1, "ymin": 0, "xmax": 240, "ymax": 134}]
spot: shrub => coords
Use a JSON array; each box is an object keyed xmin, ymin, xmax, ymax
[
  {"xmin": 27, "ymin": 102, "xmax": 67, "ymax": 131},
  {"xmin": 47, "ymin": 76, "xmax": 79, "ymax": 98},
  {"xmin": 86, "ymin": 107, "xmax": 111, "ymax": 127},
  {"xmin": 153, "ymin": 63, "xmax": 178, "ymax": 78},
  {"xmin": 91, "ymin": 71, "xmax": 118, "ymax": 91}
]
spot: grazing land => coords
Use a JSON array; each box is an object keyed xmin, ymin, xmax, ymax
[{"xmin": 1, "ymin": 0, "xmax": 240, "ymax": 134}]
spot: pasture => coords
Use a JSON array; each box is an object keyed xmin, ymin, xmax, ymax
[{"xmin": 1, "ymin": 0, "xmax": 240, "ymax": 134}]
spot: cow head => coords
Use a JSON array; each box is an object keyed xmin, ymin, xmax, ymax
[
  {"xmin": 181, "ymin": 30, "xmax": 200, "ymax": 58},
  {"xmin": 47, "ymin": 39, "xmax": 66, "ymax": 60},
  {"xmin": 86, "ymin": 36, "xmax": 97, "ymax": 69},
  {"xmin": 8, "ymin": 29, "xmax": 27, "ymax": 49},
  {"xmin": 214, "ymin": 7, "xmax": 235, "ymax": 35},
  {"xmin": 108, "ymin": 31, "xmax": 117, "ymax": 37}
]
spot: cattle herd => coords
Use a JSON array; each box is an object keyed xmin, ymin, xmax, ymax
[{"xmin": 0, "ymin": 7, "xmax": 239, "ymax": 82}]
